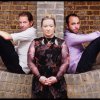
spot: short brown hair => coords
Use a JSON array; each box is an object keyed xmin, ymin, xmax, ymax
[{"xmin": 19, "ymin": 11, "xmax": 33, "ymax": 22}]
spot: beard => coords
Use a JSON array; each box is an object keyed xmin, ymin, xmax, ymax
[{"xmin": 68, "ymin": 28, "xmax": 79, "ymax": 34}]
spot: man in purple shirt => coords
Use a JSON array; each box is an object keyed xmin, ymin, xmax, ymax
[{"xmin": 64, "ymin": 13, "xmax": 100, "ymax": 74}]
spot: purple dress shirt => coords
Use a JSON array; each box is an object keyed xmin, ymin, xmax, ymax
[{"xmin": 64, "ymin": 30, "xmax": 100, "ymax": 73}]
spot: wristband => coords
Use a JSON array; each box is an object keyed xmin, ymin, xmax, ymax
[{"xmin": 56, "ymin": 76, "xmax": 60, "ymax": 81}]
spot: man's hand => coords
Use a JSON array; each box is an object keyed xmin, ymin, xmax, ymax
[{"xmin": 0, "ymin": 31, "xmax": 12, "ymax": 40}]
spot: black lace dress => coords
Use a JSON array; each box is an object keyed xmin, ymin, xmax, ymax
[{"xmin": 32, "ymin": 36, "xmax": 67, "ymax": 98}]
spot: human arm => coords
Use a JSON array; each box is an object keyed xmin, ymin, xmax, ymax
[
  {"xmin": 56, "ymin": 42, "xmax": 69, "ymax": 81},
  {"xmin": 64, "ymin": 31, "xmax": 100, "ymax": 46},
  {"xmin": 27, "ymin": 40, "xmax": 48, "ymax": 85},
  {"xmin": 11, "ymin": 27, "xmax": 37, "ymax": 42},
  {"xmin": 0, "ymin": 27, "xmax": 37, "ymax": 42},
  {"xmin": 0, "ymin": 31, "xmax": 12, "ymax": 40}
]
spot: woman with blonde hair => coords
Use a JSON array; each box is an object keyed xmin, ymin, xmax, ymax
[{"xmin": 28, "ymin": 14, "xmax": 69, "ymax": 98}]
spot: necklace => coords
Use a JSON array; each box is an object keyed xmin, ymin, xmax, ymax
[
  {"xmin": 44, "ymin": 37, "xmax": 55, "ymax": 46},
  {"xmin": 46, "ymin": 38, "xmax": 53, "ymax": 44}
]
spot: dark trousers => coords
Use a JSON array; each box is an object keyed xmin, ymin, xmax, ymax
[
  {"xmin": 76, "ymin": 36, "xmax": 100, "ymax": 73},
  {"xmin": 0, "ymin": 36, "xmax": 25, "ymax": 74}
]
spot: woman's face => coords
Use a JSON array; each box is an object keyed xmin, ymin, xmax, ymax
[{"xmin": 42, "ymin": 19, "xmax": 56, "ymax": 38}]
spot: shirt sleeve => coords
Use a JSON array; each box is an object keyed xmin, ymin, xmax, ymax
[
  {"xmin": 56, "ymin": 42, "xmax": 69, "ymax": 81},
  {"xmin": 64, "ymin": 31, "xmax": 100, "ymax": 45},
  {"xmin": 11, "ymin": 27, "xmax": 37, "ymax": 42},
  {"xmin": 27, "ymin": 40, "xmax": 41, "ymax": 79}
]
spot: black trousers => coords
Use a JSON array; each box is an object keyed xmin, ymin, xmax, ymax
[
  {"xmin": 76, "ymin": 36, "xmax": 100, "ymax": 73},
  {"xmin": 0, "ymin": 36, "xmax": 25, "ymax": 74}
]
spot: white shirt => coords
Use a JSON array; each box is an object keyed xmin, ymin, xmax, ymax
[{"xmin": 11, "ymin": 27, "xmax": 37, "ymax": 74}]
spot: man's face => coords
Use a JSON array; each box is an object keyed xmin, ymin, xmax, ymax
[
  {"xmin": 19, "ymin": 16, "xmax": 33, "ymax": 31},
  {"xmin": 67, "ymin": 16, "xmax": 80, "ymax": 34}
]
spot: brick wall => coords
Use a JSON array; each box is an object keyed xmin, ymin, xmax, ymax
[
  {"xmin": 64, "ymin": 1, "xmax": 100, "ymax": 34},
  {"xmin": 0, "ymin": 1, "xmax": 100, "ymax": 35},
  {"xmin": 0, "ymin": 1, "xmax": 37, "ymax": 33}
]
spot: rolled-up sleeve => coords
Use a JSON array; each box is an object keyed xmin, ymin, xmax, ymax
[{"xmin": 11, "ymin": 27, "xmax": 37, "ymax": 42}]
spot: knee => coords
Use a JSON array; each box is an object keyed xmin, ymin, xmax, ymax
[
  {"xmin": 89, "ymin": 37, "xmax": 100, "ymax": 50},
  {"xmin": 0, "ymin": 36, "xmax": 5, "ymax": 41},
  {"xmin": 96, "ymin": 36, "xmax": 100, "ymax": 41},
  {"xmin": 97, "ymin": 36, "xmax": 100, "ymax": 44},
  {"xmin": 94, "ymin": 36, "xmax": 100, "ymax": 44},
  {"xmin": 96, "ymin": 36, "xmax": 100, "ymax": 48},
  {"xmin": 0, "ymin": 36, "xmax": 9, "ymax": 45}
]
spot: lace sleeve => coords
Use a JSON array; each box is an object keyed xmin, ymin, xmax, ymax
[
  {"xmin": 27, "ymin": 40, "xmax": 41, "ymax": 79},
  {"xmin": 56, "ymin": 42, "xmax": 69, "ymax": 81}
]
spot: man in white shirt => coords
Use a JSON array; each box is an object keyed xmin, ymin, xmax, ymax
[{"xmin": 0, "ymin": 11, "xmax": 37, "ymax": 74}]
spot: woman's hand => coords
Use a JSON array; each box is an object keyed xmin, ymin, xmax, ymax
[
  {"xmin": 46, "ymin": 76, "xmax": 58, "ymax": 86},
  {"xmin": 39, "ymin": 76, "xmax": 48, "ymax": 85},
  {"xmin": 39, "ymin": 76, "xmax": 58, "ymax": 86}
]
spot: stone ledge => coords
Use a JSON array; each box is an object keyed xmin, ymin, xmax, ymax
[
  {"xmin": 0, "ymin": 68, "xmax": 100, "ymax": 98},
  {"xmin": 0, "ymin": 70, "xmax": 33, "ymax": 98},
  {"xmin": 64, "ymin": 68, "xmax": 100, "ymax": 98}
]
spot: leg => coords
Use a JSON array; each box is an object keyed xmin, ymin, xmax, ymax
[
  {"xmin": 76, "ymin": 37, "xmax": 100, "ymax": 73},
  {"xmin": 0, "ymin": 37, "xmax": 25, "ymax": 74}
]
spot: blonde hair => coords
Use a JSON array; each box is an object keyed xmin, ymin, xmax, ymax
[{"xmin": 41, "ymin": 14, "xmax": 56, "ymax": 27}]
